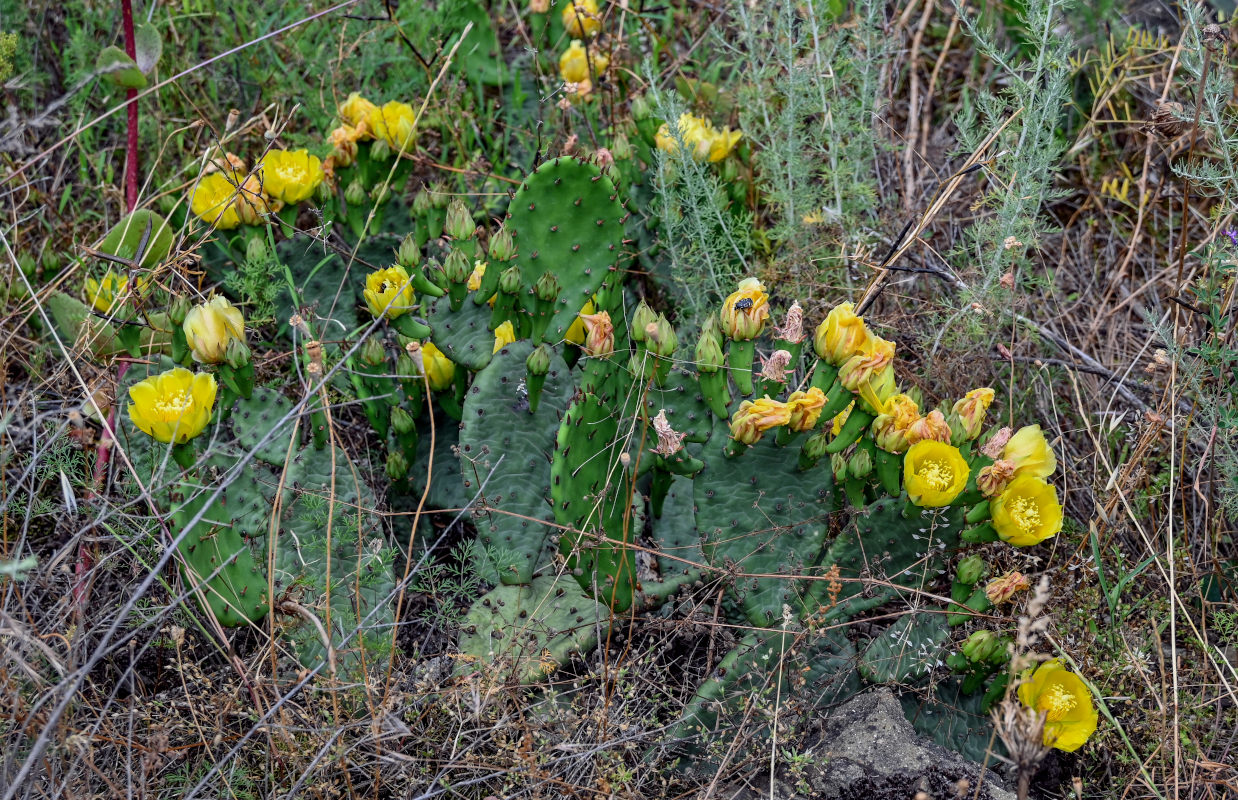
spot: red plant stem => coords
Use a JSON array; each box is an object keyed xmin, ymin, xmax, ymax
[{"xmin": 121, "ymin": 0, "xmax": 138, "ymax": 212}]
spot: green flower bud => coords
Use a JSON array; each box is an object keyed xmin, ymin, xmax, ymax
[
  {"xmin": 847, "ymin": 447, "xmax": 873, "ymax": 479},
  {"xmin": 488, "ymin": 227, "xmax": 515, "ymax": 262},
  {"xmin": 612, "ymin": 131, "xmax": 633, "ymax": 160},
  {"xmin": 695, "ymin": 328, "xmax": 724, "ymax": 374},
  {"xmin": 413, "ymin": 189, "xmax": 432, "ymax": 215},
  {"xmin": 370, "ymin": 182, "xmax": 392, "ymax": 206},
  {"xmin": 956, "ymin": 554, "xmax": 986, "ymax": 586},
  {"xmin": 370, "ymin": 138, "xmax": 392, "ymax": 162},
  {"xmin": 345, "ymin": 179, "xmax": 367, "ymax": 206},
  {"xmin": 391, "ymin": 406, "xmax": 416, "ymax": 435},
  {"xmin": 359, "ymin": 336, "xmax": 386, "ymax": 367},
  {"xmin": 961, "ymin": 630, "xmax": 999, "ymax": 664},
  {"xmin": 443, "ymin": 248, "xmax": 472, "ymax": 285},
  {"xmin": 428, "ymin": 182, "xmax": 450, "ymax": 208},
  {"xmin": 630, "ymin": 301, "xmax": 657, "ymax": 342},
  {"xmin": 526, "ymin": 343, "xmax": 552, "ymax": 376},
  {"xmin": 385, "ymin": 449, "xmax": 409, "ymax": 480},
  {"xmin": 534, "ymin": 272, "xmax": 561, "ymax": 303},
  {"xmin": 245, "ymin": 235, "xmax": 268, "ymax": 265},
  {"xmin": 397, "ymin": 234, "xmax": 419, "ymax": 269},
  {"xmin": 831, "ymin": 453, "xmax": 848, "ymax": 483},
  {"xmin": 802, "ymin": 431, "xmax": 830, "ymax": 462},
  {"xmin": 42, "ymin": 250, "xmax": 63, "ymax": 272},
  {"xmin": 499, "ymin": 264, "xmax": 522, "ymax": 295},
  {"xmin": 445, "ymin": 198, "xmax": 474, "ymax": 241},
  {"xmin": 168, "ymin": 295, "xmax": 192, "ymax": 327},
  {"xmin": 224, "ymin": 337, "xmax": 252, "ymax": 369},
  {"xmin": 315, "ymin": 180, "xmax": 332, "ymax": 205},
  {"xmin": 631, "ymin": 95, "xmax": 651, "ymax": 121},
  {"xmin": 646, "ymin": 314, "xmax": 677, "ymax": 358},
  {"xmin": 396, "ymin": 352, "xmax": 417, "ymax": 381}
]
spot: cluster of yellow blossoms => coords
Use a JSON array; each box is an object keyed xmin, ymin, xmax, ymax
[
  {"xmin": 189, "ymin": 149, "xmax": 324, "ymax": 231},
  {"xmin": 558, "ymin": 39, "xmax": 609, "ymax": 100},
  {"xmin": 655, "ymin": 112, "xmax": 743, "ymax": 163},
  {"xmin": 329, "ymin": 92, "xmax": 418, "ymax": 166}
]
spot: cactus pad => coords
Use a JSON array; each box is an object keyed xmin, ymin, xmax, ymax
[
  {"xmin": 232, "ymin": 386, "xmax": 303, "ymax": 468},
  {"xmin": 858, "ymin": 611, "xmax": 950, "ymax": 684},
  {"xmin": 424, "ymin": 292, "xmax": 498, "ymax": 371}
]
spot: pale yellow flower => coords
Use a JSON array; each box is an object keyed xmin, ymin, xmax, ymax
[{"xmin": 183, "ymin": 296, "xmax": 245, "ymax": 364}]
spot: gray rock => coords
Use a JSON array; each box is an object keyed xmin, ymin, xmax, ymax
[{"xmin": 708, "ymin": 688, "xmax": 1015, "ymax": 800}]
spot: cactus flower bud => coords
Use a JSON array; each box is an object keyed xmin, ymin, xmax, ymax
[
  {"xmin": 786, "ymin": 387, "xmax": 827, "ymax": 433},
  {"xmin": 977, "ymin": 459, "xmax": 1016, "ymax": 498},
  {"xmin": 814, "ymin": 302, "xmax": 871, "ymax": 366},
  {"xmin": 651, "ymin": 409, "xmax": 686, "ymax": 456},
  {"xmin": 962, "ymin": 630, "xmax": 1000, "ymax": 664},
  {"xmin": 183, "ymin": 296, "xmax": 246, "ymax": 364},
  {"xmin": 371, "ymin": 182, "xmax": 392, "ymax": 205},
  {"xmin": 499, "ymin": 264, "xmax": 522, "ymax": 295},
  {"xmin": 579, "ymin": 310, "xmax": 614, "ymax": 357},
  {"xmin": 385, "ymin": 450, "xmax": 409, "ymax": 481},
  {"xmin": 534, "ymin": 271, "xmax": 561, "ymax": 303},
  {"xmin": 729, "ymin": 397, "xmax": 791, "ymax": 446},
  {"xmin": 224, "ymin": 336, "xmax": 252, "ymax": 370},
  {"xmin": 396, "ymin": 351, "xmax": 418, "ymax": 382},
  {"xmin": 646, "ymin": 314, "xmax": 677, "ymax": 357},
  {"xmin": 956, "ymin": 554, "xmax": 986, "ymax": 586},
  {"xmin": 830, "ymin": 452, "xmax": 848, "ymax": 483},
  {"xmin": 443, "ymin": 248, "xmax": 472, "ymax": 285},
  {"xmin": 526, "ymin": 343, "xmax": 552, "ymax": 376},
  {"xmin": 428, "ymin": 182, "xmax": 450, "ymax": 209},
  {"xmin": 370, "ymin": 138, "xmax": 392, "ymax": 162},
  {"xmin": 489, "ymin": 228, "xmax": 516, "ymax": 262},
  {"xmin": 949, "ymin": 388, "xmax": 995, "ymax": 443},
  {"xmin": 719, "ymin": 277, "xmax": 770, "ymax": 341},
  {"xmin": 906, "ymin": 409, "xmax": 952, "ymax": 445},
  {"xmin": 397, "ymin": 234, "xmax": 420, "ymax": 269},
  {"xmin": 359, "ymin": 336, "xmax": 386, "ymax": 367},
  {"xmin": 168, "ymin": 294, "xmax": 192, "ymax": 327},
  {"xmin": 391, "ymin": 406, "xmax": 417, "ymax": 435},
  {"xmin": 985, "ymin": 571, "xmax": 1030, "ymax": 605},
  {"xmin": 631, "ymin": 94, "xmax": 651, "ymax": 121},
  {"xmin": 445, "ymin": 198, "xmax": 474, "ymax": 241},
  {"xmin": 847, "ymin": 446, "xmax": 873, "ymax": 479},
  {"xmin": 612, "ymin": 131, "xmax": 633, "ymax": 160},
  {"xmin": 802, "ymin": 430, "xmax": 830, "ymax": 463},
  {"xmin": 345, "ymin": 179, "xmax": 367, "ymax": 206},
  {"xmin": 412, "ymin": 188, "xmax": 432, "ymax": 215},
  {"xmin": 871, "ymin": 393, "xmax": 920, "ymax": 453},
  {"xmin": 245, "ymin": 235, "xmax": 268, "ymax": 265},
  {"xmin": 630, "ymin": 300, "xmax": 658, "ymax": 342},
  {"xmin": 695, "ymin": 328, "xmax": 724, "ymax": 373}
]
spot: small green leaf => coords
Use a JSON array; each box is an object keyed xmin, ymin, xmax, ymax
[
  {"xmin": 95, "ymin": 45, "xmax": 147, "ymax": 89},
  {"xmin": 134, "ymin": 23, "xmax": 162, "ymax": 74}
]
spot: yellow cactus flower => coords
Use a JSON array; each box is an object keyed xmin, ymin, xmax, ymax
[
  {"xmin": 190, "ymin": 171, "xmax": 242, "ymax": 229},
  {"xmin": 561, "ymin": 0, "xmax": 601, "ymax": 38},
  {"xmin": 493, "ymin": 320, "xmax": 517, "ymax": 353},
  {"xmin": 655, "ymin": 113, "xmax": 742, "ymax": 162},
  {"xmin": 363, "ymin": 265, "xmax": 417, "ymax": 320},
  {"xmin": 904, "ymin": 440, "xmax": 970, "ymax": 507},
  {"xmin": 338, "ymin": 92, "xmax": 378, "ymax": 133},
  {"xmin": 990, "ymin": 475, "xmax": 1063, "ymax": 547},
  {"xmin": 258, "ymin": 149, "xmax": 324, "ymax": 205},
  {"xmin": 578, "ymin": 309, "xmax": 614, "ymax": 356},
  {"xmin": 127, "ymin": 367, "xmax": 217, "ymax": 444},
  {"xmin": 566, "ymin": 299, "xmax": 596, "ymax": 345},
  {"xmin": 950, "ymin": 387, "xmax": 995, "ymax": 442},
  {"xmin": 368, "ymin": 100, "xmax": 417, "ymax": 152},
  {"xmin": 871, "ymin": 393, "xmax": 919, "ymax": 453},
  {"xmin": 1017, "ymin": 659, "xmax": 1098, "ymax": 752},
  {"xmin": 421, "ymin": 342, "xmax": 456, "ymax": 392},
  {"xmin": 85, "ymin": 272, "xmax": 128, "ymax": 313},
  {"xmin": 1004, "ymin": 424, "xmax": 1057, "ymax": 479},
  {"xmin": 183, "ymin": 295, "xmax": 245, "ymax": 364},
  {"xmin": 729, "ymin": 396, "xmax": 791, "ymax": 446},
  {"xmin": 719, "ymin": 277, "xmax": 770, "ymax": 340},
  {"xmin": 467, "ymin": 260, "xmax": 487, "ymax": 292},
  {"xmin": 813, "ymin": 302, "xmax": 871, "ymax": 366},
  {"xmin": 560, "ymin": 40, "xmax": 587, "ymax": 84},
  {"xmin": 786, "ymin": 387, "xmax": 827, "ymax": 433}
]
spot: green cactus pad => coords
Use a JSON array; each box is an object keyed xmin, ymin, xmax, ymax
[
  {"xmin": 277, "ymin": 236, "xmax": 361, "ymax": 340},
  {"xmin": 899, "ymin": 677, "xmax": 1004, "ymax": 764},
  {"xmin": 232, "ymin": 386, "xmax": 303, "ymax": 468},
  {"xmin": 405, "ymin": 408, "xmax": 471, "ymax": 514},
  {"xmin": 821, "ymin": 497, "xmax": 962, "ymax": 623},
  {"xmin": 505, "ymin": 157, "xmax": 627, "ymax": 343},
  {"xmin": 424, "ymin": 292, "xmax": 497, "ymax": 371},
  {"xmin": 642, "ymin": 366, "xmax": 715, "ymax": 445},
  {"xmin": 457, "ymin": 575, "xmax": 610, "ymax": 685},
  {"xmin": 553, "ymin": 392, "xmax": 638, "ymax": 612},
  {"xmin": 858, "ymin": 611, "xmax": 950, "ymax": 684},
  {"xmin": 694, "ymin": 417, "xmax": 835, "ymax": 627},
  {"xmin": 638, "ymin": 474, "xmax": 704, "ymax": 604},
  {"xmin": 458, "ymin": 340, "xmax": 574, "ymax": 584}
]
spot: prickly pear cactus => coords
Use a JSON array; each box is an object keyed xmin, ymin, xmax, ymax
[
  {"xmin": 232, "ymin": 386, "xmax": 302, "ymax": 466},
  {"xmin": 457, "ymin": 340, "xmax": 574, "ymax": 584},
  {"xmin": 424, "ymin": 293, "xmax": 497, "ymax": 371},
  {"xmin": 900, "ymin": 677, "xmax": 1005, "ymax": 764},
  {"xmin": 642, "ymin": 366, "xmax": 716, "ymax": 445},
  {"xmin": 858, "ymin": 611, "xmax": 950, "ymax": 684},
  {"xmin": 457, "ymin": 575, "xmax": 610, "ymax": 684},
  {"xmin": 638, "ymin": 474, "xmax": 704, "ymax": 604},
  {"xmin": 694, "ymin": 417, "xmax": 836, "ymax": 627},
  {"xmin": 505, "ymin": 157, "xmax": 627, "ymax": 343},
  {"xmin": 552, "ymin": 392, "xmax": 638, "ymax": 612}
]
